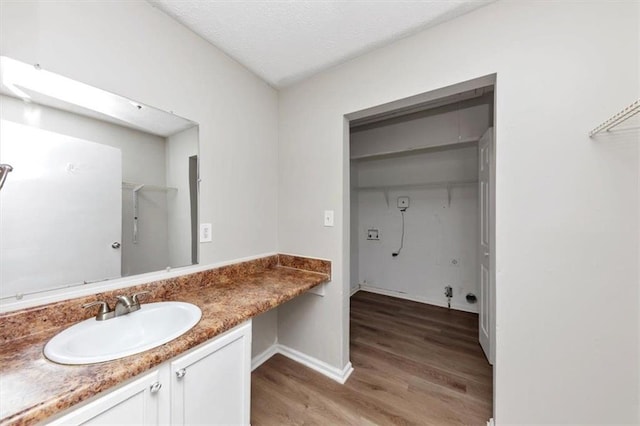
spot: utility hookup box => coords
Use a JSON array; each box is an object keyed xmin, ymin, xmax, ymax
[{"xmin": 397, "ymin": 196, "xmax": 410, "ymax": 209}]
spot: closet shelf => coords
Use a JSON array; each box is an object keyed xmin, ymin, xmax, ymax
[
  {"xmin": 122, "ymin": 181, "xmax": 177, "ymax": 192},
  {"xmin": 350, "ymin": 137, "xmax": 480, "ymax": 161},
  {"xmin": 355, "ymin": 179, "xmax": 478, "ymax": 207},
  {"xmin": 589, "ymin": 99, "xmax": 640, "ymax": 137},
  {"xmin": 356, "ymin": 179, "xmax": 477, "ymax": 192}
]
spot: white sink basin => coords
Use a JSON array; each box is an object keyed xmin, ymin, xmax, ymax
[{"xmin": 44, "ymin": 301, "xmax": 202, "ymax": 365}]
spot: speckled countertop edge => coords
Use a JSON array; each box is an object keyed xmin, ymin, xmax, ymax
[{"xmin": 0, "ymin": 255, "xmax": 330, "ymax": 426}]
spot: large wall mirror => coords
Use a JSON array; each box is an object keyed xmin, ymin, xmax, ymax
[{"xmin": 0, "ymin": 56, "xmax": 199, "ymax": 301}]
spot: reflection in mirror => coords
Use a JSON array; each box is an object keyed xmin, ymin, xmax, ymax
[{"xmin": 0, "ymin": 56, "xmax": 199, "ymax": 301}]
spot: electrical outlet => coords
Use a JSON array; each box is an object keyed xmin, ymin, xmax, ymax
[
  {"xmin": 323, "ymin": 210, "xmax": 334, "ymax": 227},
  {"xmin": 200, "ymin": 223, "xmax": 212, "ymax": 243},
  {"xmin": 397, "ymin": 196, "xmax": 410, "ymax": 209},
  {"xmin": 367, "ymin": 229, "xmax": 380, "ymax": 240}
]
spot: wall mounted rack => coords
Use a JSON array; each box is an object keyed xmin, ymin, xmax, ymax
[
  {"xmin": 356, "ymin": 179, "xmax": 478, "ymax": 207},
  {"xmin": 589, "ymin": 99, "xmax": 640, "ymax": 137}
]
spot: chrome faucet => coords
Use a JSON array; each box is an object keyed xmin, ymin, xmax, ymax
[
  {"xmin": 82, "ymin": 301, "xmax": 114, "ymax": 321},
  {"xmin": 114, "ymin": 295, "xmax": 136, "ymax": 316},
  {"xmin": 83, "ymin": 291, "xmax": 150, "ymax": 321}
]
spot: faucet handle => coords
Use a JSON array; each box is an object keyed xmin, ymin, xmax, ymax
[
  {"xmin": 82, "ymin": 300, "xmax": 110, "ymax": 311},
  {"xmin": 82, "ymin": 301, "xmax": 114, "ymax": 321},
  {"xmin": 132, "ymin": 291, "xmax": 150, "ymax": 304},
  {"xmin": 116, "ymin": 295, "xmax": 135, "ymax": 305}
]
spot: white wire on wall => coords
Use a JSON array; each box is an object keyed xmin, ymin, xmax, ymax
[{"xmin": 392, "ymin": 208, "xmax": 407, "ymax": 257}]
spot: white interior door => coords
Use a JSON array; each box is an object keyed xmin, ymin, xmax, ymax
[
  {"xmin": 478, "ymin": 127, "xmax": 494, "ymax": 364},
  {"xmin": 0, "ymin": 120, "xmax": 122, "ymax": 298}
]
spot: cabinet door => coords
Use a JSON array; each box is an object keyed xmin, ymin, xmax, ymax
[
  {"xmin": 47, "ymin": 370, "xmax": 164, "ymax": 425},
  {"xmin": 171, "ymin": 321, "xmax": 251, "ymax": 425}
]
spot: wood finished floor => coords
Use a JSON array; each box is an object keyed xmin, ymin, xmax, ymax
[{"xmin": 251, "ymin": 291, "xmax": 493, "ymax": 425}]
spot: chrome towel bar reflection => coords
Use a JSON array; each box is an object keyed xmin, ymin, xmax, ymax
[{"xmin": 0, "ymin": 164, "xmax": 13, "ymax": 191}]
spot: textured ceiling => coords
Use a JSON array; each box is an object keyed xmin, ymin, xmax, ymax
[{"xmin": 148, "ymin": 1, "xmax": 493, "ymax": 88}]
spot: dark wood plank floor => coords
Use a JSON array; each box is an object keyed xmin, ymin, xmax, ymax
[{"xmin": 251, "ymin": 291, "xmax": 493, "ymax": 425}]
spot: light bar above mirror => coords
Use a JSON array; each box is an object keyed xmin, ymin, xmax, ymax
[{"xmin": 0, "ymin": 56, "xmax": 196, "ymax": 137}]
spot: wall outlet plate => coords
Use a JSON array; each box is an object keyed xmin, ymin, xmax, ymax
[
  {"xmin": 397, "ymin": 196, "xmax": 409, "ymax": 209},
  {"xmin": 367, "ymin": 229, "xmax": 380, "ymax": 240},
  {"xmin": 199, "ymin": 223, "xmax": 212, "ymax": 243},
  {"xmin": 323, "ymin": 210, "xmax": 334, "ymax": 227}
]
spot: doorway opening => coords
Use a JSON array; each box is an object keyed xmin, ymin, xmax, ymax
[{"xmin": 345, "ymin": 75, "xmax": 497, "ymax": 421}]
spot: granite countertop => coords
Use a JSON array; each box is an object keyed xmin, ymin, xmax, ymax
[{"xmin": 0, "ymin": 255, "xmax": 330, "ymax": 426}]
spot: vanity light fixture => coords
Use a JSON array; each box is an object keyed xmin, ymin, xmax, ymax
[
  {"xmin": 0, "ymin": 56, "xmax": 119, "ymax": 115},
  {"xmin": 0, "ymin": 56, "xmax": 197, "ymax": 136},
  {"xmin": 3, "ymin": 81, "xmax": 30, "ymax": 100}
]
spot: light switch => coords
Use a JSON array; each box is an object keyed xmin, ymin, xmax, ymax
[
  {"xmin": 200, "ymin": 223, "xmax": 212, "ymax": 242},
  {"xmin": 323, "ymin": 210, "xmax": 334, "ymax": 227}
]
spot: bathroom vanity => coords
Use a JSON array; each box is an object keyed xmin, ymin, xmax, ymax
[
  {"xmin": 49, "ymin": 321, "xmax": 252, "ymax": 425},
  {"xmin": 0, "ymin": 254, "xmax": 330, "ymax": 425}
]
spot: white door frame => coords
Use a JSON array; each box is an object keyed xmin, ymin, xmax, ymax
[{"xmin": 344, "ymin": 73, "xmax": 498, "ymax": 417}]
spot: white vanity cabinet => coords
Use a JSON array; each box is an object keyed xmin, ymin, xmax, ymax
[
  {"xmin": 47, "ymin": 369, "xmax": 168, "ymax": 425},
  {"xmin": 47, "ymin": 321, "xmax": 252, "ymax": 426},
  {"xmin": 170, "ymin": 320, "xmax": 252, "ymax": 425}
]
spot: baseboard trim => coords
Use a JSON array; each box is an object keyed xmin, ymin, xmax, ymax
[
  {"xmin": 251, "ymin": 344, "xmax": 354, "ymax": 384},
  {"xmin": 251, "ymin": 344, "xmax": 279, "ymax": 371},
  {"xmin": 349, "ymin": 285, "xmax": 360, "ymax": 297},
  {"xmin": 359, "ymin": 285, "xmax": 478, "ymax": 314},
  {"xmin": 278, "ymin": 344, "xmax": 354, "ymax": 384}
]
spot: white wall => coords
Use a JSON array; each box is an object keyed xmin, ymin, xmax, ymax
[
  {"xmin": 278, "ymin": 2, "xmax": 639, "ymax": 424},
  {"xmin": 251, "ymin": 309, "xmax": 278, "ymax": 358},
  {"xmin": 0, "ymin": 0, "xmax": 279, "ymax": 351},
  {"xmin": 355, "ymin": 146, "xmax": 479, "ymax": 312}
]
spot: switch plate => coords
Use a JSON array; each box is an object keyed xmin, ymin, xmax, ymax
[
  {"xmin": 323, "ymin": 210, "xmax": 334, "ymax": 227},
  {"xmin": 397, "ymin": 196, "xmax": 410, "ymax": 209},
  {"xmin": 200, "ymin": 223, "xmax": 212, "ymax": 242}
]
